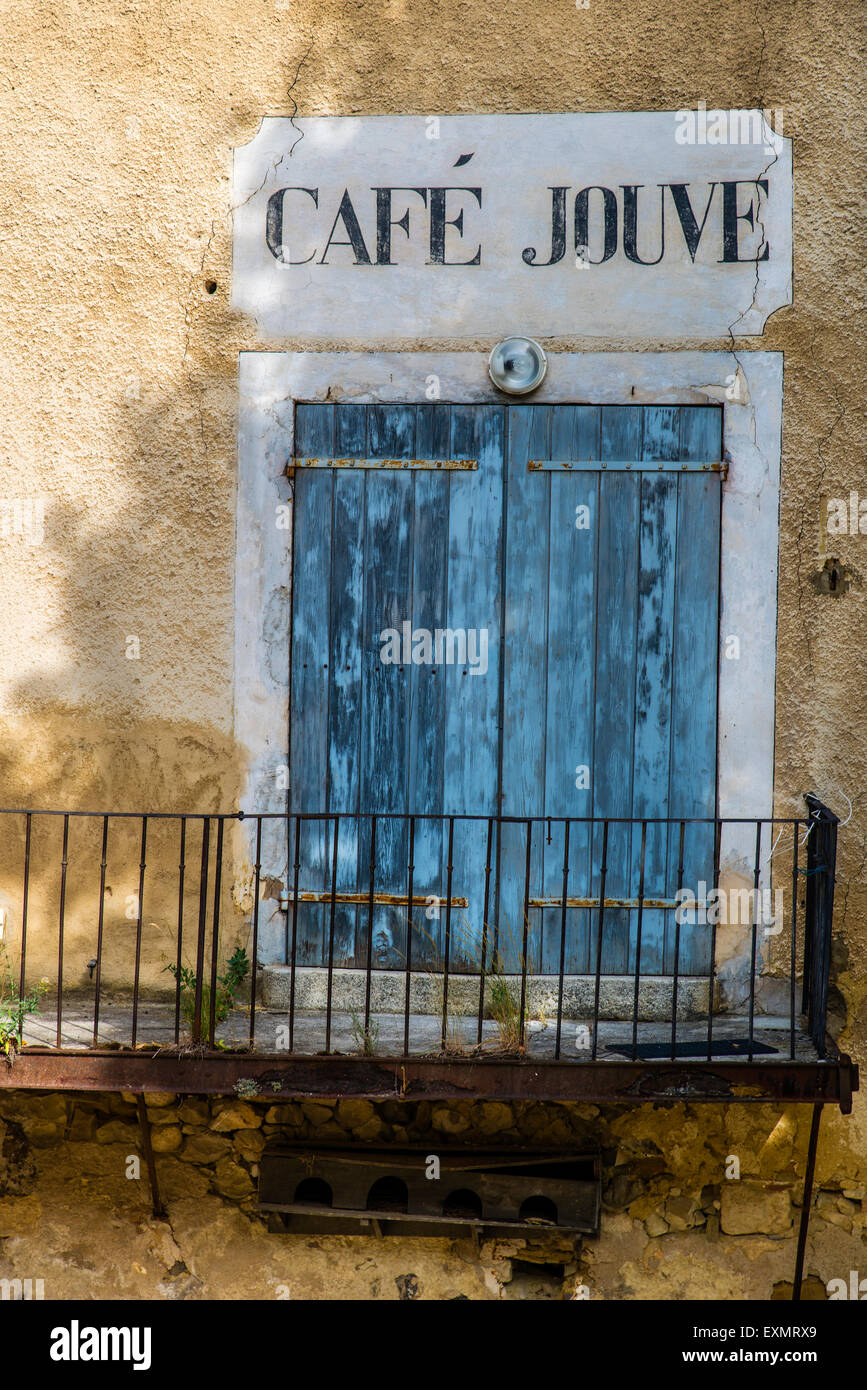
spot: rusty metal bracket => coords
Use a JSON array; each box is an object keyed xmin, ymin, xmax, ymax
[
  {"xmin": 136, "ymin": 1095, "xmax": 167, "ymax": 1220},
  {"xmin": 528, "ymin": 459, "xmax": 725, "ymax": 473},
  {"xmin": 289, "ymin": 456, "xmax": 477, "ymax": 477},
  {"xmin": 792, "ymin": 1102, "xmax": 823, "ymax": 1301}
]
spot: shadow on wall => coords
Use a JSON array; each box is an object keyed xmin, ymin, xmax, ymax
[{"xmin": 0, "ymin": 366, "xmax": 260, "ymax": 992}]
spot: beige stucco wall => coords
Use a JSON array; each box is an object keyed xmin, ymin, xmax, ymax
[{"xmin": 0, "ymin": 0, "xmax": 864, "ymax": 1292}]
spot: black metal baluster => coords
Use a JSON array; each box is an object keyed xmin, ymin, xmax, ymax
[
  {"xmin": 631, "ymin": 820, "xmax": 647, "ymax": 1060},
  {"xmin": 17, "ymin": 813, "xmax": 31, "ymax": 1044},
  {"xmin": 519, "ymin": 819, "xmax": 532, "ymax": 1048},
  {"xmin": 288, "ymin": 815, "xmax": 301, "ymax": 1052},
  {"xmin": 477, "ymin": 817, "xmax": 494, "ymax": 1048},
  {"xmin": 173, "ymin": 818, "xmax": 186, "ymax": 1045},
  {"xmin": 441, "ymin": 817, "xmax": 455, "ymax": 1051},
  {"xmin": 56, "ymin": 814, "xmax": 69, "ymax": 1048},
  {"xmin": 747, "ymin": 820, "xmax": 762, "ymax": 1062},
  {"xmin": 249, "ymin": 816, "xmax": 262, "ymax": 1049},
  {"xmin": 706, "ymin": 818, "xmax": 721, "ymax": 1061},
  {"xmin": 92, "ymin": 815, "xmax": 109, "ymax": 1047},
  {"xmin": 364, "ymin": 816, "xmax": 377, "ymax": 1036},
  {"xmin": 130, "ymin": 816, "xmax": 148, "ymax": 1049},
  {"xmin": 403, "ymin": 815, "xmax": 415, "ymax": 1058},
  {"xmin": 208, "ymin": 817, "xmax": 224, "ymax": 1046},
  {"xmin": 591, "ymin": 821, "xmax": 609, "ymax": 1060},
  {"xmin": 671, "ymin": 820, "xmax": 686, "ymax": 1060},
  {"xmin": 555, "ymin": 819, "xmax": 571, "ymax": 1061},
  {"xmin": 192, "ymin": 817, "xmax": 210, "ymax": 1044},
  {"xmin": 325, "ymin": 815, "xmax": 340, "ymax": 1054},
  {"xmin": 790, "ymin": 822, "xmax": 799, "ymax": 1061}
]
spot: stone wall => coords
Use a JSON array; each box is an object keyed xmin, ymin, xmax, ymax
[{"xmin": 1, "ymin": 1089, "xmax": 863, "ymax": 1300}]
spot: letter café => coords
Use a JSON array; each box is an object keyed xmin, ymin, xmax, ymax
[{"xmin": 266, "ymin": 179, "xmax": 772, "ymax": 268}]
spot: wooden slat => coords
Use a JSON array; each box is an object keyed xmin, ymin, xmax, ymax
[
  {"xmin": 594, "ymin": 407, "xmax": 642, "ymax": 974},
  {"xmin": 667, "ymin": 407, "xmax": 721, "ymax": 974},
  {"xmin": 290, "ymin": 404, "xmax": 335, "ymax": 965},
  {"xmin": 498, "ymin": 405, "xmax": 549, "ymax": 971},
  {"xmin": 541, "ymin": 406, "xmax": 600, "ymax": 973},
  {"xmin": 329, "ymin": 405, "xmax": 368, "ymax": 962},
  {"xmin": 359, "ymin": 405, "xmax": 415, "ymax": 968},
  {"xmin": 407, "ymin": 406, "xmax": 452, "ymax": 966},
  {"xmin": 443, "ymin": 406, "xmax": 505, "ymax": 970},
  {"xmin": 630, "ymin": 406, "xmax": 680, "ymax": 974}
]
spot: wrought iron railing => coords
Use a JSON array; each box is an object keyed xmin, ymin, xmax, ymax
[{"xmin": 0, "ymin": 799, "xmax": 838, "ymax": 1064}]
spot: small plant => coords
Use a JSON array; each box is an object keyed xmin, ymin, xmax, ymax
[
  {"xmin": 349, "ymin": 1011, "xmax": 380, "ymax": 1055},
  {"xmin": 0, "ymin": 944, "xmax": 49, "ymax": 1061},
  {"xmin": 234, "ymin": 1077, "xmax": 260, "ymax": 1098},
  {"xmin": 165, "ymin": 945, "xmax": 250, "ymax": 1034},
  {"xmin": 487, "ymin": 970, "xmax": 523, "ymax": 1051}
]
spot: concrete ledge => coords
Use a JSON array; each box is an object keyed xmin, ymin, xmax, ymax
[{"xmin": 259, "ymin": 966, "xmax": 718, "ymax": 1021}]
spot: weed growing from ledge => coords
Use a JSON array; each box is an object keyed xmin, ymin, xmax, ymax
[
  {"xmin": 349, "ymin": 1012, "xmax": 380, "ymax": 1055},
  {"xmin": 0, "ymin": 943, "xmax": 49, "ymax": 1063},
  {"xmin": 164, "ymin": 945, "xmax": 251, "ymax": 1036}
]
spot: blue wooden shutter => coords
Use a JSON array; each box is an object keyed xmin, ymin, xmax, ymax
[{"xmin": 289, "ymin": 401, "xmax": 721, "ymax": 976}]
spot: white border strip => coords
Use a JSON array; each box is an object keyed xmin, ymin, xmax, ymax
[{"xmin": 236, "ymin": 351, "xmax": 782, "ymax": 953}]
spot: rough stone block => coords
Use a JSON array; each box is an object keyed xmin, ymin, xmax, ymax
[{"xmin": 720, "ymin": 1182, "xmax": 792, "ymax": 1236}]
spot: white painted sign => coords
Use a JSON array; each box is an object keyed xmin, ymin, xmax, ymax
[{"xmin": 232, "ymin": 113, "xmax": 791, "ymax": 341}]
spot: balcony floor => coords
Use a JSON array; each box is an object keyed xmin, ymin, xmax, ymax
[{"xmin": 17, "ymin": 1000, "xmax": 820, "ymax": 1063}]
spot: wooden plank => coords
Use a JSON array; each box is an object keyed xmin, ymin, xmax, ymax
[
  {"xmin": 541, "ymin": 406, "xmax": 600, "ymax": 973},
  {"xmin": 359, "ymin": 405, "xmax": 415, "ymax": 969},
  {"xmin": 667, "ymin": 406, "xmax": 722, "ymax": 974},
  {"xmin": 498, "ymin": 405, "xmax": 550, "ymax": 972},
  {"xmin": 630, "ymin": 406, "xmax": 679, "ymax": 975},
  {"xmin": 443, "ymin": 405, "xmax": 504, "ymax": 972},
  {"xmin": 594, "ymin": 406, "xmax": 641, "ymax": 974},
  {"xmin": 407, "ymin": 405, "xmax": 451, "ymax": 967},
  {"xmin": 328, "ymin": 405, "xmax": 368, "ymax": 963},
  {"xmin": 290, "ymin": 404, "xmax": 335, "ymax": 966}
]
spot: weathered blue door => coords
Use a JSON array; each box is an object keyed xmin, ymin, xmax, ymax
[{"xmin": 289, "ymin": 401, "xmax": 721, "ymax": 976}]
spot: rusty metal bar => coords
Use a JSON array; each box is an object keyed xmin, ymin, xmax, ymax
[
  {"xmin": 92, "ymin": 815, "xmax": 109, "ymax": 1047},
  {"xmin": 136, "ymin": 1095, "xmax": 166, "ymax": 1220},
  {"xmin": 295, "ymin": 890, "xmax": 468, "ymax": 908},
  {"xmin": 3, "ymin": 1050, "xmax": 857, "ymax": 1110},
  {"xmin": 528, "ymin": 894, "xmax": 679, "ymax": 910},
  {"xmin": 529, "ymin": 459, "xmax": 725, "ymax": 474},
  {"xmin": 291, "ymin": 457, "xmax": 478, "ymax": 472},
  {"xmin": 555, "ymin": 819, "xmax": 571, "ymax": 1061}
]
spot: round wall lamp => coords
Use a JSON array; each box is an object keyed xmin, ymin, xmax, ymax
[{"xmin": 488, "ymin": 337, "xmax": 548, "ymax": 395}]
